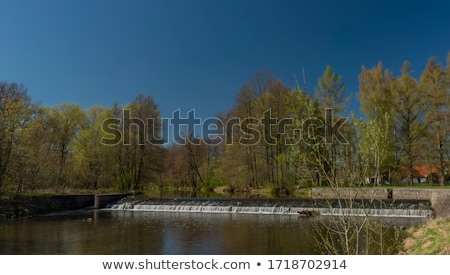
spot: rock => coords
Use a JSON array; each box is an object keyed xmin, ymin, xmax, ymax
[{"xmin": 298, "ymin": 210, "xmax": 320, "ymax": 217}]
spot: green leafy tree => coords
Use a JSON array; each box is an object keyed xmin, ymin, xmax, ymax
[
  {"xmin": 393, "ymin": 61, "xmax": 426, "ymax": 186},
  {"xmin": 73, "ymin": 105, "xmax": 115, "ymax": 189},
  {"xmin": 47, "ymin": 103, "xmax": 87, "ymax": 191},
  {"xmin": 315, "ymin": 65, "xmax": 348, "ymax": 114},
  {"xmin": 357, "ymin": 113, "xmax": 392, "ymax": 185},
  {"xmin": 13, "ymin": 107, "xmax": 56, "ymax": 192},
  {"xmin": 420, "ymin": 56, "xmax": 450, "ymax": 186},
  {"xmin": 315, "ymin": 65, "xmax": 348, "ymax": 185},
  {"xmin": 286, "ymin": 84, "xmax": 322, "ymax": 186},
  {"xmin": 0, "ymin": 82, "xmax": 36, "ymax": 194},
  {"xmin": 358, "ymin": 62, "xmax": 396, "ymax": 183}
]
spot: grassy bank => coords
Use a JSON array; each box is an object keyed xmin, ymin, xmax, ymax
[{"xmin": 400, "ymin": 218, "xmax": 450, "ymax": 254}]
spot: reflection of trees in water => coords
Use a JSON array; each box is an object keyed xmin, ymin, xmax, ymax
[
  {"xmin": 221, "ymin": 214, "xmax": 319, "ymax": 255},
  {"xmin": 310, "ymin": 215, "xmax": 402, "ymax": 255}
]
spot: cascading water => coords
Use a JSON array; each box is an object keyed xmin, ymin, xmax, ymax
[{"xmin": 109, "ymin": 198, "xmax": 434, "ymax": 218}]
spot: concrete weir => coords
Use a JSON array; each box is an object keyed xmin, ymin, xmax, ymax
[
  {"xmin": 311, "ymin": 188, "xmax": 450, "ymax": 219},
  {"xmin": 94, "ymin": 193, "xmax": 132, "ymax": 209},
  {"xmin": 109, "ymin": 197, "xmax": 434, "ymax": 218}
]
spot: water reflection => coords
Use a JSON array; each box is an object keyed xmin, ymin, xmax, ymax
[{"xmin": 0, "ymin": 209, "xmax": 427, "ymax": 255}]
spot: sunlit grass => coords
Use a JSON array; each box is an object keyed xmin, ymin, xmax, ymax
[{"xmin": 400, "ymin": 218, "xmax": 450, "ymax": 254}]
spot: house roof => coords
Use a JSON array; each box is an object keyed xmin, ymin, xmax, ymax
[{"xmin": 399, "ymin": 165, "xmax": 438, "ymax": 177}]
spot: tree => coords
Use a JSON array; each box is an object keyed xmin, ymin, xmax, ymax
[
  {"xmin": 357, "ymin": 113, "xmax": 392, "ymax": 185},
  {"xmin": 393, "ymin": 61, "xmax": 425, "ymax": 186},
  {"xmin": 315, "ymin": 65, "xmax": 348, "ymax": 114},
  {"xmin": 234, "ymin": 81, "xmax": 260, "ymax": 188},
  {"xmin": 183, "ymin": 134, "xmax": 204, "ymax": 190},
  {"xmin": 420, "ymin": 56, "xmax": 450, "ymax": 186},
  {"xmin": 47, "ymin": 103, "xmax": 87, "ymax": 191},
  {"xmin": 13, "ymin": 107, "xmax": 56, "ymax": 192},
  {"xmin": 286, "ymin": 84, "xmax": 322, "ymax": 186},
  {"xmin": 315, "ymin": 65, "xmax": 348, "ymax": 185},
  {"xmin": 73, "ymin": 105, "xmax": 115, "ymax": 189},
  {"xmin": 232, "ymin": 74, "xmax": 262, "ymax": 189},
  {"xmin": 120, "ymin": 93, "xmax": 162, "ymax": 190},
  {"xmin": 0, "ymin": 82, "xmax": 36, "ymax": 194},
  {"xmin": 358, "ymin": 62, "xmax": 395, "ymax": 120},
  {"xmin": 228, "ymin": 70, "xmax": 295, "ymax": 191},
  {"xmin": 358, "ymin": 62, "xmax": 396, "ymax": 184}
]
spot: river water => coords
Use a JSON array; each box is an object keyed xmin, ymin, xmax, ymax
[{"xmin": 0, "ymin": 207, "xmax": 427, "ymax": 255}]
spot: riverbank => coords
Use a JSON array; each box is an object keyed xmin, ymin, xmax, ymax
[
  {"xmin": 0, "ymin": 195, "xmax": 94, "ymax": 221},
  {"xmin": 0, "ymin": 192, "xmax": 135, "ymax": 221},
  {"xmin": 399, "ymin": 218, "xmax": 450, "ymax": 254}
]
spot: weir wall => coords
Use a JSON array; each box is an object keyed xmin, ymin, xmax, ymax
[
  {"xmin": 94, "ymin": 193, "xmax": 132, "ymax": 209},
  {"xmin": 311, "ymin": 188, "xmax": 450, "ymax": 218}
]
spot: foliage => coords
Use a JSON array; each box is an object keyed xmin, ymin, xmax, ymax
[
  {"xmin": 315, "ymin": 65, "xmax": 348, "ymax": 113},
  {"xmin": 1, "ymin": 51, "xmax": 450, "ymax": 195}
]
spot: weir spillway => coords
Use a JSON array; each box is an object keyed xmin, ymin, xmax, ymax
[{"xmin": 109, "ymin": 198, "xmax": 434, "ymax": 218}]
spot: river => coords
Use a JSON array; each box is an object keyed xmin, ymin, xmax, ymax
[{"xmin": 0, "ymin": 206, "xmax": 427, "ymax": 255}]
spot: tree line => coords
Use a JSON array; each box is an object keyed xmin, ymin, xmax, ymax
[{"xmin": 1, "ymin": 52, "xmax": 449, "ymax": 196}]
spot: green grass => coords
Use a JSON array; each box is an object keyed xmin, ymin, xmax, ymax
[
  {"xmin": 390, "ymin": 184, "xmax": 450, "ymax": 189},
  {"xmin": 296, "ymin": 188, "xmax": 312, "ymax": 199},
  {"xmin": 400, "ymin": 218, "xmax": 450, "ymax": 254}
]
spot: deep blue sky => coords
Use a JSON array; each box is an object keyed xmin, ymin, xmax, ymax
[{"xmin": 1, "ymin": 0, "xmax": 449, "ymax": 120}]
